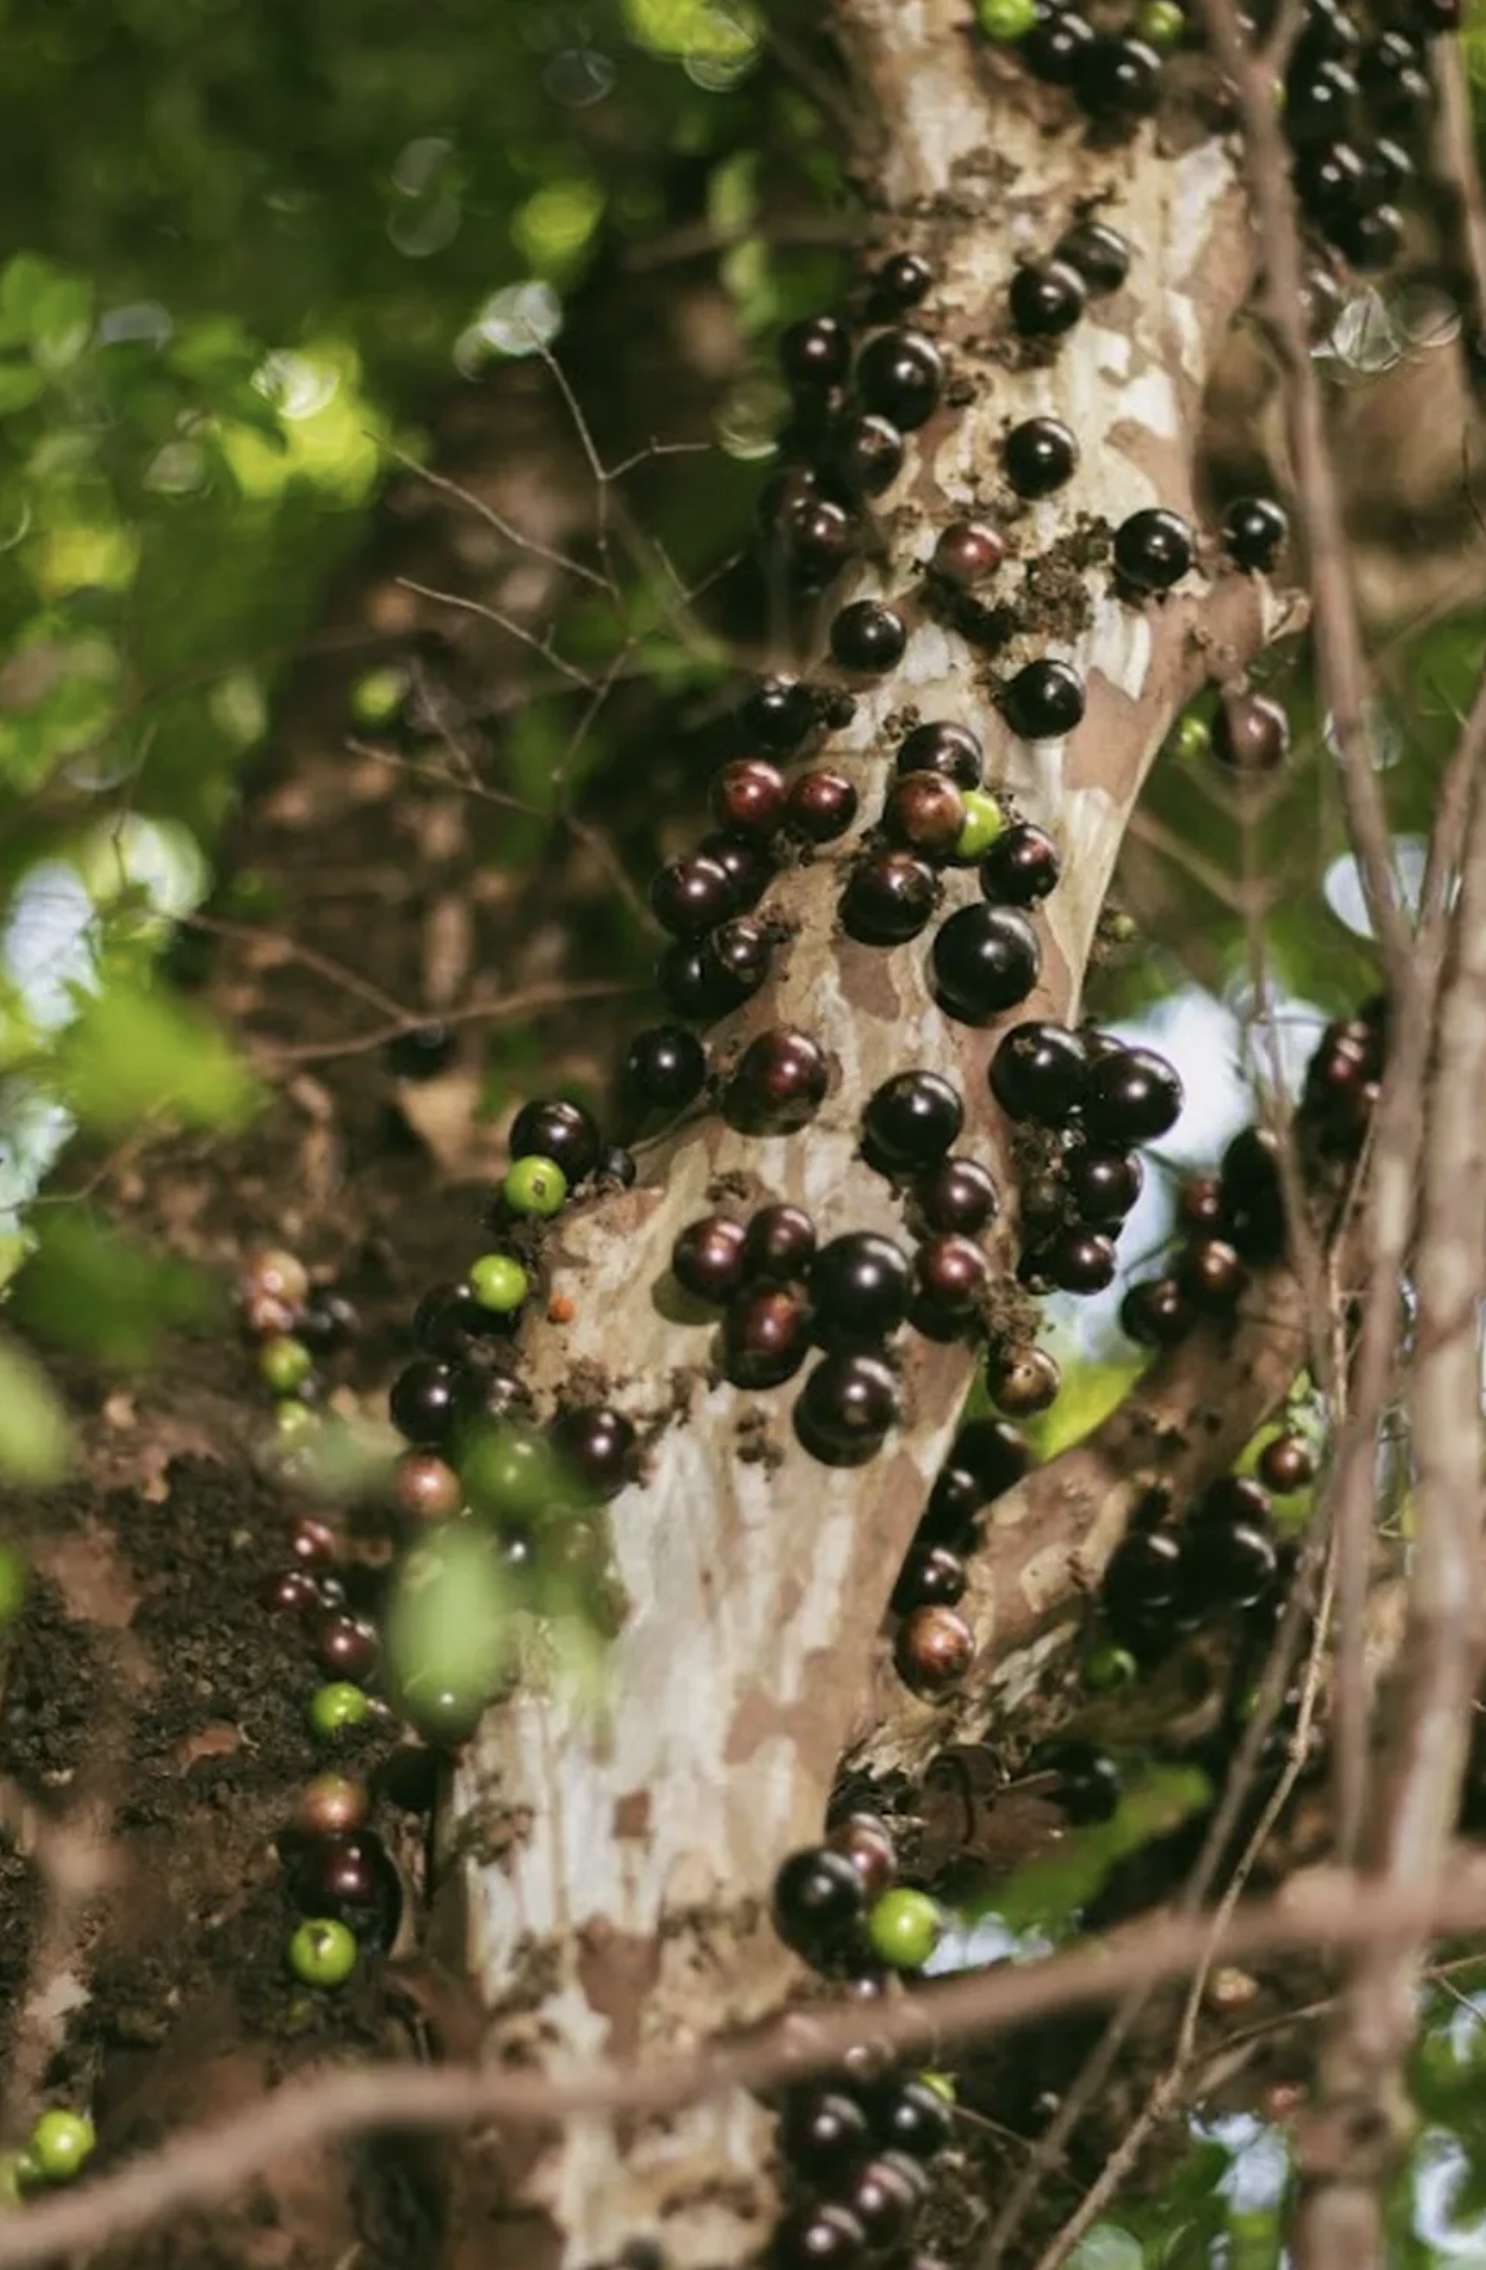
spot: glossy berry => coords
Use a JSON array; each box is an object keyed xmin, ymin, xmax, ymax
[
  {"xmin": 742, "ymin": 1203, "xmax": 818, "ymax": 1281},
  {"xmin": 289, "ymin": 1829, "xmax": 400, "ymax": 1946},
  {"xmin": 772, "ymin": 1845, "xmax": 867, "ymax": 1959},
  {"xmin": 1284, "ymin": 57, "xmax": 1359, "ymax": 142},
  {"xmin": 1021, "ymin": 3, "xmax": 1096, "ymax": 82},
  {"xmin": 866, "ymin": 1887, "xmax": 945, "ymax": 1971},
  {"xmin": 1032, "ymin": 1739, "xmax": 1122, "ymax": 1823},
  {"xmin": 1294, "ymin": 140, "xmax": 1368, "ymax": 221},
  {"xmin": 296, "ymin": 1772, "xmax": 370, "ymax": 1839},
  {"xmin": 955, "ymin": 1415, "xmax": 1031, "ymax": 1498},
  {"xmin": 672, "ymin": 1216, "xmax": 748, "ymax": 1303},
  {"xmin": 551, "ymin": 1405, "xmax": 635, "ymax": 1499},
  {"xmin": 1179, "ymin": 1518, "xmax": 1278, "ymax": 1613},
  {"xmin": 788, "ymin": 769, "xmax": 859, "ymax": 843},
  {"xmin": 1002, "ymin": 658, "xmax": 1084, "ymax": 739},
  {"xmin": 980, "ymin": 821, "xmax": 1061, "ymax": 905},
  {"xmin": 726, "ymin": 1026, "xmax": 828, "ymax": 1133},
  {"xmin": 1053, "ymin": 219, "xmax": 1132, "ymax": 296},
  {"xmin": 740, "ymin": 677, "xmax": 816, "ymax": 752},
  {"xmin": 287, "ymin": 1917, "xmax": 358, "ymax": 1990},
  {"xmin": 931, "ymin": 520, "xmax": 1006, "ymax": 585},
  {"xmin": 290, "ymin": 1516, "xmax": 338, "ymax": 1571},
  {"xmin": 873, "ymin": 251, "xmax": 934, "ymax": 309},
  {"xmin": 885, "ymin": 772, "xmax": 966, "ymax": 857},
  {"xmin": 908, "ymin": 1156, "xmax": 999, "ymax": 1236},
  {"xmin": 897, "ymin": 719, "xmax": 983, "ymax": 788},
  {"xmin": 698, "ymin": 829, "xmax": 772, "ymax": 911},
  {"xmin": 469, "ymin": 1254, "xmax": 529, "ymax": 1315},
  {"xmin": 842, "ymin": 850, "xmax": 939, "ymax": 945},
  {"xmin": 711, "ymin": 757, "xmax": 787, "ymax": 838},
  {"xmin": 261, "ymin": 1567, "xmax": 320, "ymax": 1617},
  {"xmin": 894, "ymin": 1603, "xmax": 974, "ymax": 1693},
  {"xmin": 796, "ymin": 1352, "xmax": 900, "ymax": 1464},
  {"xmin": 389, "ymin": 1359, "xmax": 459, "ymax": 1447},
  {"xmin": 914, "ymin": 1234, "xmax": 989, "ymax": 1317},
  {"xmin": 856, "ymin": 329, "xmax": 945, "ymax": 430},
  {"xmin": 1083, "ymin": 1641, "xmax": 1138, "ymax": 1692},
  {"xmin": 1211, "ymin": 690, "xmax": 1289, "ymax": 775},
  {"xmin": 723, "ymin": 1285, "xmax": 815, "ymax": 1388},
  {"xmin": 1357, "ymin": 30, "xmax": 1430, "ymax": 122},
  {"xmin": 308, "ymin": 1681, "xmax": 373, "ymax": 1740},
  {"xmin": 1198, "ymin": 1473, "xmax": 1272, "ymax": 1529},
  {"xmin": 1009, "ymin": 261, "xmax": 1087, "ymax": 340},
  {"xmin": 863, "ymin": 1070, "xmax": 964, "ymax": 1171},
  {"xmin": 826, "ymin": 1810, "xmax": 900, "ymax": 1899},
  {"xmin": 317, "ymin": 1611, "xmax": 380, "ymax": 1683},
  {"xmin": 1113, "ymin": 508, "xmax": 1194, "ymax": 594},
  {"xmin": 1075, "ymin": 33, "xmax": 1163, "ymax": 116},
  {"xmin": 933, "ymin": 904, "xmax": 1042, "ymax": 1024},
  {"xmin": 987, "ymin": 1346, "xmax": 1061, "ymax": 1417},
  {"xmin": 772, "ymin": 2204, "xmax": 868, "ymax": 2269},
  {"xmin": 508, "ymin": 1097, "xmax": 601, "ymax": 1185},
  {"xmin": 1259, "ymin": 1433, "xmax": 1317, "ymax": 1493},
  {"xmin": 1044, "ymin": 1229, "xmax": 1117, "ymax": 1295},
  {"xmin": 832, "ymin": 412, "xmax": 906, "ymax": 496},
  {"xmin": 831, "ymin": 600, "xmax": 908, "ymax": 674},
  {"xmin": 1222, "ymin": 496, "xmax": 1288, "ymax": 573},
  {"xmin": 779, "ymin": 2087, "xmax": 873, "ymax": 2180},
  {"xmin": 1219, "ymin": 1125, "xmax": 1287, "ymax": 1259},
  {"xmin": 624, "ymin": 1025, "xmax": 707, "ymax": 1112},
  {"xmin": 868, "ymin": 2076, "xmax": 955, "ymax": 2162},
  {"xmin": 1067, "ymin": 1147, "xmax": 1143, "ymax": 1222},
  {"xmin": 1004, "ymin": 416, "xmax": 1078, "ymax": 498},
  {"xmin": 1082, "ymin": 1046, "xmax": 1183, "ymax": 1144},
  {"xmin": 779, "ymin": 314, "xmax": 851, "ymax": 390},
  {"xmin": 649, "ymin": 853, "xmax": 735, "ymax": 939},
  {"xmin": 502, "ymin": 1155, "xmax": 570, "ymax": 1218},
  {"xmin": 811, "ymin": 1234, "xmax": 912, "ymax": 1340},
  {"xmin": 27, "ymin": 2111, "xmax": 96, "ymax": 2184},
  {"xmin": 989, "ymin": 1020, "xmax": 1086, "ymax": 1123},
  {"xmin": 1177, "ymin": 1236, "xmax": 1248, "ymax": 1313},
  {"xmin": 890, "ymin": 1543, "xmax": 968, "ymax": 1614},
  {"xmin": 844, "ymin": 2155, "xmax": 925, "ymax": 2246},
  {"xmin": 1363, "ymin": 136, "xmax": 1414, "ymax": 201},
  {"xmin": 1178, "ymin": 1173, "xmax": 1225, "ymax": 1233},
  {"xmin": 1120, "ymin": 1275, "xmax": 1193, "ymax": 1347},
  {"xmin": 1103, "ymin": 1527, "xmax": 1183, "ymax": 1634}
]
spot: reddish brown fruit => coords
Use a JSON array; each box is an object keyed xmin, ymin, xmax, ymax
[{"xmin": 894, "ymin": 1604, "xmax": 975, "ymax": 1695}]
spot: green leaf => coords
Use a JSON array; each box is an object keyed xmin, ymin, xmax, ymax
[
  {"xmin": 55, "ymin": 980, "xmax": 260, "ymax": 1135},
  {"xmin": 10, "ymin": 1207, "xmax": 220, "ymax": 1371},
  {"xmin": 0, "ymin": 1333, "xmax": 70, "ymax": 1481}
]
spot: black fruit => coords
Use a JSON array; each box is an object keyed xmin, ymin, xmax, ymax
[
  {"xmin": 1082, "ymin": 1045, "xmax": 1183, "ymax": 1144},
  {"xmin": 550, "ymin": 1405, "xmax": 635, "ymax": 1499},
  {"xmin": 742, "ymin": 1204, "xmax": 818, "ymax": 1282},
  {"xmin": 908, "ymin": 1155, "xmax": 999, "ymax": 1236},
  {"xmin": 740, "ymin": 677, "xmax": 816, "ymax": 752},
  {"xmin": 873, "ymin": 251, "xmax": 934, "ymax": 310},
  {"xmin": 1222, "ymin": 496, "xmax": 1288, "ymax": 573},
  {"xmin": 1176, "ymin": 1236, "xmax": 1247, "ymax": 1313},
  {"xmin": 624, "ymin": 1025, "xmax": 707, "ymax": 1112},
  {"xmin": 723, "ymin": 1285, "xmax": 814, "ymax": 1388},
  {"xmin": 842, "ymin": 850, "xmax": 940, "ymax": 945},
  {"xmin": 779, "ymin": 2086, "xmax": 873, "ymax": 2180},
  {"xmin": 772, "ymin": 1845, "xmax": 867, "ymax": 1959},
  {"xmin": 711, "ymin": 757, "xmax": 787, "ymax": 838},
  {"xmin": 988, "ymin": 1020, "xmax": 1086, "ymax": 1123},
  {"xmin": 866, "ymin": 2076, "xmax": 955, "ymax": 2162},
  {"xmin": 856, "ymin": 329, "xmax": 945, "ymax": 430},
  {"xmin": 1102, "ymin": 1527, "xmax": 1183, "ymax": 1622},
  {"xmin": 913, "ymin": 1233, "xmax": 989, "ymax": 1318},
  {"xmin": 1178, "ymin": 1518, "xmax": 1278, "ymax": 1613},
  {"xmin": 1053, "ymin": 219, "xmax": 1132, "ymax": 295},
  {"xmin": 796, "ymin": 1351, "xmax": 901, "ymax": 1464},
  {"xmin": 932, "ymin": 518, "xmax": 1006, "ymax": 585},
  {"xmin": 787, "ymin": 769, "xmax": 859, "ymax": 843},
  {"xmin": 896, "ymin": 720, "xmax": 983, "ymax": 788},
  {"xmin": 987, "ymin": 1345, "xmax": 1061, "ymax": 1416},
  {"xmin": 1074, "ymin": 33, "xmax": 1163, "ymax": 117},
  {"xmin": 932, "ymin": 904, "xmax": 1041, "ymax": 1023},
  {"xmin": 1043, "ymin": 1228, "xmax": 1117, "ymax": 1294},
  {"xmin": 1030, "ymin": 1739, "xmax": 1122, "ymax": 1824},
  {"xmin": 726, "ymin": 1026, "xmax": 829, "ymax": 1133},
  {"xmin": 890, "ymin": 1543, "xmax": 968, "ymax": 1614},
  {"xmin": 1002, "ymin": 658, "xmax": 1084, "ymax": 739},
  {"xmin": 1004, "ymin": 416, "xmax": 1078, "ymax": 498},
  {"xmin": 831, "ymin": 600, "xmax": 908, "ymax": 674},
  {"xmin": 811, "ymin": 1232, "xmax": 913, "ymax": 1341},
  {"xmin": 1008, "ymin": 260, "xmax": 1087, "ymax": 339},
  {"xmin": 1066, "ymin": 1147, "xmax": 1143, "ymax": 1222},
  {"xmin": 980, "ymin": 821, "xmax": 1061, "ymax": 905},
  {"xmin": 1120, "ymin": 1275, "xmax": 1193, "ymax": 1346},
  {"xmin": 1021, "ymin": 2, "xmax": 1096, "ymax": 82},
  {"xmin": 1113, "ymin": 507, "xmax": 1194, "ymax": 594},
  {"xmin": 1211, "ymin": 689, "xmax": 1290, "ymax": 775},
  {"xmin": 832, "ymin": 413, "xmax": 905, "ymax": 496},
  {"xmin": 389, "ymin": 1359, "xmax": 460, "ymax": 1447},
  {"xmin": 649, "ymin": 852, "xmax": 736, "ymax": 938},
  {"xmin": 894, "ymin": 1603, "xmax": 974, "ymax": 1693},
  {"xmin": 508, "ymin": 1097, "xmax": 601, "ymax": 1184},
  {"xmin": 772, "ymin": 2204, "xmax": 868, "ymax": 2270},
  {"xmin": 672, "ymin": 1216, "xmax": 748, "ymax": 1304},
  {"xmin": 863, "ymin": 1070, "xmax": 965, "ymax": 1171},
  {"xmin": 779, "ymin": 314, "xmax": 851, "ymax": 390},
  {"xmin": 1259, "ymin": 1433, "xmax": 1316, "ymax": 1493}
]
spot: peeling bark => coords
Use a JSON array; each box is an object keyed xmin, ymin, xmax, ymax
[{"xmin": 442, "ymin": 16, "xmax": 1297, "ymax": 2266}]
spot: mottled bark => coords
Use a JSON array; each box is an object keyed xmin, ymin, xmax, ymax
[{"xmin": 441, "ymin": 12, "xmax": 1297, "ymax": 2268}]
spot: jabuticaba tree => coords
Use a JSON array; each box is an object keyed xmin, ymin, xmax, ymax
[{"xmin": 363, "ymin": 2, "xmax": 1400, "ymax": 2263}]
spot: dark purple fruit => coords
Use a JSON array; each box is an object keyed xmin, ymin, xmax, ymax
[
  {"xmin": 710, "ymin": 757, "xmax": 787, "ymax": 838},
  {"xmin": 1294, "ymin": 139, "xmax": 1368, "ymax": 220},
  {"xmin": 261, "ymin": 1569, "xmax": 320, "ymax": 1616},
  {"xmin": 787, "ymin": 769, "xmax": 859, "ymax": 843},
  {"xmin": 844, "ymin": 2156, "xmax": 922, "ymax": 2250},
  {"xmin": 389, "ymin": 1359, "xmax": 460, "ymax": 1447},
  {"xmin": 955, "ymin": 1416, "xmax": 1030, "ymax": 1498},
  {"xmin": 932, "ymin": 904, "xmax": 1041, "ymax": 1023},
  {"xmin": 1074, "ymin": 33, "xmax": 1163, "ymax": 117},
  {"xmin": 1120, "ymin": 1275, "xmax": 1194, "ymax": 1346},
  {"xmin": 1211, "ymin": 690, "xmax": 1289, "ymax": 775},
  {"xmin": 913, "ymin": 1234, "xmax": 989, "ymax": 1317},
  {"xmin": 987, "ymin": 1345, "xmax": 1060, "ymax": 1416},
  {"xmin": 1219, "ymin": 1125, "xmax": 1286, "ymax": 1260},
  {"xmin": 672, "ymin": 1216, "xmax": 748, "ymax": 1303},
  {"xmin": 885, "ymin": 771, "xmax": 967, "ymax": 857},
  {"xmin": 894, "ymin": 1603, "xmax": 974, "ymax": 1694},
  {"xmin": 856, "ymin": 329, "xmax": 945, "ymax": 430},
  {"xmin": 1053, "ymin": 219, "xmax": 1132, "ymax": 296},
  {"xmin": 1198, "ymin": 1473, "xmax": 1272, "ymax": 1528},
  {"xmin": 777, "ymin": 496, "xmax": 856, "ymax": 587},
  {"xmin": 826, "ymin": 1810, "xmax": 899, "ymax": 1898},
  {"xmin": 624, "ymin": 1025, "xmax": 707, "ymax": 1112},
  {"xmin": 722, "ymin": 1284, "xmax": 815, "ymax": 1389},
  {"xmin": 872, "ymin": 251, "xmax": 933, "ymax": 309},
  {"xmin": 740, "ymin": 677, "xmax": 816, "ymax": 752},
  {"xmin": 831, "ymin": 600, "xmax": 908, "ymax": 674},
  {"xmin": 780, "ymin": 314, "xmax": 851, "ymax": 390},
  {"xmin": 1021, "ymin": 2, "xmax": 1096, "ymax": 82},
  {"xmin": 1176, "ymin": 1236, "xmax": 1247, "ymax": 1313},
  {"xmin": 896, "ymin": 719, "xmax": 983, "ymax": 788},
  {"xmin": 796, "ymin": 1351, "xmax": 900, "ymax": 1464},
  {"xmin": 1004, "ymin": 416, "xmax": 1078, "ymax": 498},
  {"xmin": 393, "ymin": 1451, "xmax": 462, "ymax": 1524},
  {"xmin": 1066, "ymin": 1147, "xmax": 1143, "ymax": 1223},
  {"xmin": 842, "ymin": 850, "xmax": 939, "ymax": 945},
  {"xmin": 1113, "ymin": 508, "xmax": 1194, "ymax": 594},
  {"xmin": 772, "ymin": 1845, "xmax": 868, "ymax": 1959},
  {"xmin": 726, "ymin": 1026, "xmax": 828, "ymax": 1133},
  {"xmin": 1357, "ymin": 30, "xmax": 1430, "ymax": 124},
  {"xmin": 1222, "ymin": 496, "xmax": 1288, "ymax": 573},
  {"xmin": 863, "ymin": 1070, "xmax": 964, "ymax": 1171},
  {"xmin": 288, "ymin": 1830, "xmax": 401, "ymax": 1949},
  {"xmin": 980, "ymin": 822, "xmax": 1061, "ymax": 905},
  {"xmin": 1178, "ymin": 1174, "xmax": 1224, "ymax": 1232},
  {"xmin": 1259, "ymin": 1433, "xmax": 1316, "ymax": 1493},
  {"xmin": 1326, "ymin": 200, "xmax": 1403, "ymax": 270},
  {"xmin": 1284, "ymin": 57, "xmax": 1359, "ymax": 142},
  {"xmin": 908, "ymin": 1155, "xmax": 998, "ymax": 1236},
  {"xmin": 890, "ymin": 1543, "xmax": 968, "ymax": 1614},
  {"xmin": 742, "ymin": 1204, "xmax": 818, "ymax": 1282},
  {"xmin": 865, "ymin": 2076, "xmax": 955, "ymax": 2163},
  {"xmin": 1178, "ymin": 1518, "xmax": 1278, "ymax": 1613},
  {"xmin": 772, "ymin": 2203, "xmax": 868, "ymax": 2270},
  {"xmin": 698, "ymin": 829, "xmax": 773, "ymax": 912},
  {"xmin": 649, "ymin": 852, "xmax": 736, "ymax": 939},
  {"xmin": 931, "ymin": 520, "xmax": 1006, "ymax": 585},
  {"xmin": 779, "ymin": 2087, "xmax": 873, "ymax": 2180},
  {"xmin": 811, "ymin": 1233, "xmax": 912, "ymax": 1341},
  {"xmin": 1002, "ymin": 658, "xmax": 1084, "ymax": 739},
  {"xmin": 1082, "ymin": 1045, "xmax": 1183, "ymax": 1144},
  {"xmin": 989, "ymin": 1021, "xmax": 1086, "ymax": 1123},
  {"xmin": 316, "ymin": 1611, "xmax": 380, "ymax": 1683},
  {"xmin": 1043, "ymin": 1229, "xmax": 1117, "ymax": 1294},
  {"xmin": 550, "ymin": 1405, "xmax": 635, "ymax": 1500},
  {"xmin": 1102, "ymin": 1527, "xmax": 1183, "ymax": 1621},
  {"xmin": 508, "ymin": 1097, "xmax": 602, "ymax": 1185},
  {"xmin": 1008, "ymin": 261, "xmax": 1087, "ymax": 339},
  {"xmin": 832, "ymin": 413, "xmax": 906, "ymax": 496},
  {"xmin": 919, "ymin": 1464, "xmax": 984, "ymax": 1546}
]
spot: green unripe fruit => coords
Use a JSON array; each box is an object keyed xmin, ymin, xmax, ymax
[
  {"xmin": 866, "ymin": 1887, "xmax": 946, "ymax": 1971},
  {"xmin": 27, "ymin": 2109, "xmax": 95, "ymax": 2184},
  {"xmin": 460, "ymin": 1423, "xmax": 556, "ymax": 1521},
  {"xmin": 348, "ymin": 666, "xmax": 408, "ymax": 729},
  {"xmin": 0, "ymin": 2151, "xmax": 35, "ymax": 2206},
  {"xmin": 260, "ymin": 1335, "xmax": 313, "ymax": 1396},
  {"xmin": 1136, "ymin": 0, "xmax": 1185, "ymax": 44},
  {"xmin": 0, "ymin": 1541, "xmax": 27, "ymax": 1632},
  {"xmin": 275, "ymin": 1400, "xmax": 319, "ymax": 1442},
  {"xmin": 287, "ymin": 1917, "xmax": 359, "ymax": 1988},
  {"xmin": 978, "ymin": 0, "xmax": 1039, "ymax": 37},
  {"xmin": 1083, "ymin": 1642, "xmax": 1138, "ymax": 1693},
  {"xmin": 502, "ymin": 1156, "xmax": 569, "ymax": 1219},
  {"xmin": 468, "ymin": 1254, "xmax": 530, "ymax": 1314},
  {"xmin": 308, "ymin": 1681, "xmax": 372, "ymax": 1739},
  {"xmin": 954, "ymin": 790, "xmax": 1008, "ymax": 863},
  {"xmin": 1168, "ymin": 713, "xmax": 1211, "ymax": 763}
]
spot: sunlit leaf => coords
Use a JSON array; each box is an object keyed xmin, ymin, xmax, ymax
[{"xmin": 0, "ymin": 1332, "xmax": 70, "ymax": 1481}]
